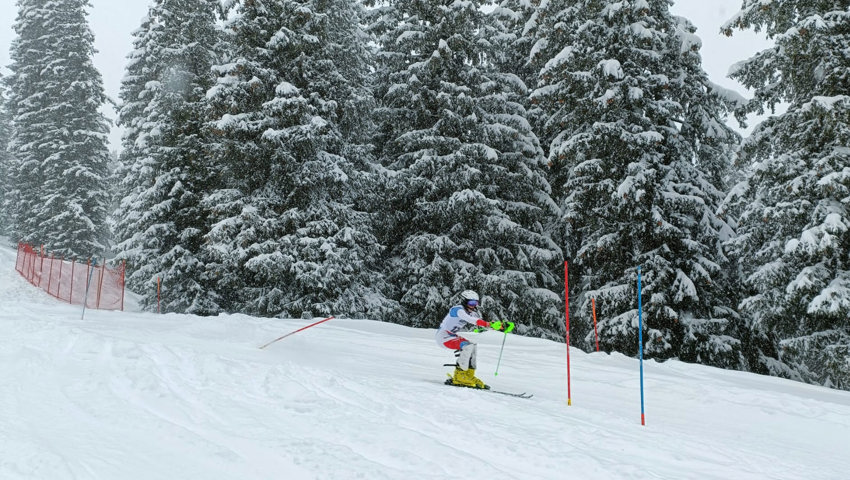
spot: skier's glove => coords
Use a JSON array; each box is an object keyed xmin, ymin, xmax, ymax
[{"xmin": 491, "ymin": 321, "xmax": 515, "ymax": 333}]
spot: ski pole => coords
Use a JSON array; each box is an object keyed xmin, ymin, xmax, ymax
[
  {"xmin": 81, "ymin": 258, "xmax": 97, "ymax": 320},
  {"xmin": 494, "ymin": 330, "xmax": 508, "ymax": 376},
  {"xmin": 259, "ymin": 316, "xmax": 335, "ymax": 349},
  {"xmin": 492, "ymin": 321, "xmax": 514, "ymax": 376}
]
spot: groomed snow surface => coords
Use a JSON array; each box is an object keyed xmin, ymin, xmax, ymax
[{"xmin": 1, "ymin": 243, "xmax": 849, "ymax": 480}]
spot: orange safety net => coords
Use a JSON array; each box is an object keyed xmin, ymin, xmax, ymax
[{"xmin": 15, "ymin": 243, "xmax": 125, "ymax": 311}]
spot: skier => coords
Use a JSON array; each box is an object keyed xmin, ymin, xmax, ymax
[{"xmin": 436, "ymin": 290, "xmax": 508, "ymax": 389}]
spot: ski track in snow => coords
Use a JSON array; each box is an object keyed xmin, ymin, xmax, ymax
[{"xmin": 1, "ymin": 244, "xmax": 849, "ymax": 479}]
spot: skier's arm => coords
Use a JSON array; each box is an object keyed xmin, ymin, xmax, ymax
[
  {"xmin": 456, "ymin": 308, "xmax": 489, "ymax": 328},
  {"xmin": 458, "ymin": 309, "xmax": 513, "ymax": 333}
]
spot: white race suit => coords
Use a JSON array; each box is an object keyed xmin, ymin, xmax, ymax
[{"xmin": 435, "ymin": 305, "xmax": 490, "ymax": 370}]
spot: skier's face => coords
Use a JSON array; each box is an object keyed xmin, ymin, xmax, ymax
[{"xmin": 464, "ymin": 299, "xmax": 478, "ymax": 312}]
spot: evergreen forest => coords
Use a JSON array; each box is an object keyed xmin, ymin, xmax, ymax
[{"xmin": 1, "ymin": 0, "xmax": 848, "ymax": 390}]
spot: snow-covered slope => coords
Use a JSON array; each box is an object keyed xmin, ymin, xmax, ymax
[{"xmin": 1, "ymin": 243, "xmax": 848, "ymax": 480}]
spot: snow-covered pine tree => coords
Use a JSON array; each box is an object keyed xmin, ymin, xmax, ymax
[
  {"xmin": 531, "ymin": 0, "xmax": 745, "ymax": 366},
  {"xmin": 491, "ymin": 0, "xmax": 540, "ymax": 91},
  {"xmin": 371, "ymin": 0, "xmax": 563, "ymax": 334},
  {"xmin": 5, "ymin": 4, "xmax": 47, "ymax": 249},
  {"xmin": 670, "ymin": 16, "xmax": 755, "ymax": 369},
  {"xmin": 112, "ymin": 0, "xmax": 222, "ymax": 314},
  {"xmin": 491, "ymin": 0, "xmax": 545, "ymax": 149},
  {"xmin": 674, "ymin": 17, "xmax": 743, "ymax": 194},
  {"xmin": 0, "ymin": 79, "xmax": 12, "ymax": 238},
  {"xmin": 722, "ymin": 1, "xmax": 850, "ymax": 388},
  {"xmin": 111, "ymin": 12, "xmax": 158, "ymax": 231},
  {"xmin": 205, "ymin": 0, "xmax": 392, "ymax": 319},
  {"xmin": 6, "ymin": 0, "xmax": 110, "ymax": 257}
]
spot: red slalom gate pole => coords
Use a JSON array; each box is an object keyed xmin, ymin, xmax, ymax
[
  {"xmin": 69, "ymin": 259, "xmax": 75, "ymax": 303},
  {"xmin": 564, "ymin": 261, "xmax": 571, "ymax": 406},
  {"xmin": 259, "ymin": 316, "xmax": 335, "ymax": 350},
  {"xmin": 592, "ymin": 297, "xmax": 599, "ymax": 352}
]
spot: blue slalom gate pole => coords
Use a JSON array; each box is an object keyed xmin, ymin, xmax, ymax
[{"xmin": 638, "ymin": 266, "xmax": 645, "ymax": 426}]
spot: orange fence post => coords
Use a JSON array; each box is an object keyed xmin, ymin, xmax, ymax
[
  {"xmin": 592, "ymin": 297, "xmax": 599, "ymax": 352},
  {"xmin": 69, "ymin": 258, "xmax": 76, "ymax": 303},
  {"xmin": 38, "ymin": 245, "xmax": 45, "ymax": 286},
  {"xmin": 120, "ymin": 261, "xmax": 126, "ymax": 311},
  {"xmin": 96, "ymin": 262, "xmax": 104, "ymax": 309},
  {"xmin": 85, "ymin": 259, "xmax": 91, "ymax": 307},
  {"xmin": 26, "ymin": 247, "xmax": 31, "ymax": 281},
  {"xmin": 46, "ymin": 254, "xmax": 54, "ymax": 295}
]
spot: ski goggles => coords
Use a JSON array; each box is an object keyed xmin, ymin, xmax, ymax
[{"xmin": 465, "ymin": 299, "xmax": 479, "ymax": 307}]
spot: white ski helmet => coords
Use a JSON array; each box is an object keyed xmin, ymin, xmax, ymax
[{"xmin": 459, "ymin": 290, "xmax": 480, "ymax": 306}]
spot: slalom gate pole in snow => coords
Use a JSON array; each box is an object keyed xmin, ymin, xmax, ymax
[
  {"xmin": 592, "ymin": 297, "xmax": 599, "ymax": 352},
  {"xmin": 259, "ymin": 316, "xmax": 335, "ymax": 349},
  {"xmin": 81, "ymin": 258, "xmax": 97, "ymax": 320},
  {"xmin": 564, "ymin": 261, "xmax": 572, "ymax": 406},
  {"xmin": 638, "ymin": 266, "xmax": 646, "ymax": 426}
]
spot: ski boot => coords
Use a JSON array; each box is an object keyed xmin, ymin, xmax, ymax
[{"xmin": 450, "ymin": 367, "xmax": 489, "ymax": 389}]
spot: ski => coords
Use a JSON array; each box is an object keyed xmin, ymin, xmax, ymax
[{"xmin": 444, "ymin": 378, "xmax": 533, "ymax": 399}]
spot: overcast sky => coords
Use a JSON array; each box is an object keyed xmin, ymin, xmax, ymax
[{"xmin": 0, "ymin": 0, "xmax": 773, "ymax": 151}]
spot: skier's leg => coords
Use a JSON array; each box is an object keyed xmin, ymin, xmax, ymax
[
  {"xmin": 444, "ymin": 338, "xmax": 474, "ymax": 386},
  {"xmin": 443, "ymin": 337, "xmax": 472, "ymax": 367},
  {"xmin": 459, "ymin": 342, "xmax": 486, "ymax": 388},
  {"xmin": 456, "ymin": 341, "xmax": 476, "ymax": 370}
]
